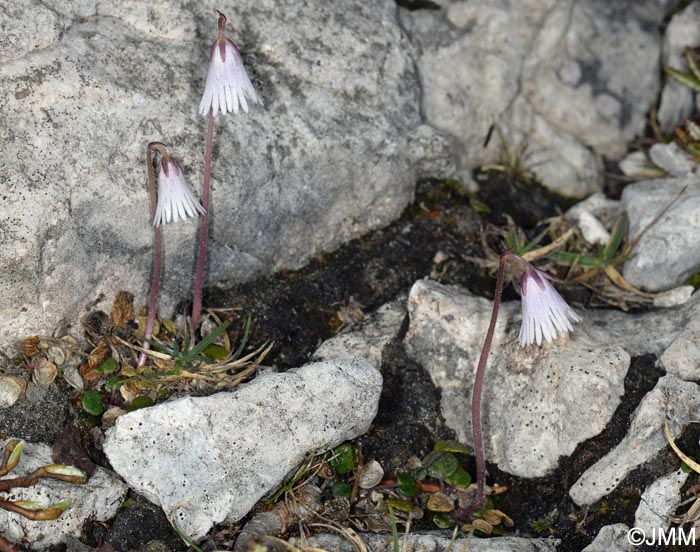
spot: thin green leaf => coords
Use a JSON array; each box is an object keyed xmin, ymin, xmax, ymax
[
  {"xmin": 433, "ymin": 440, "xmax": 470, "ymax": 454},
  {"xmin": 188, "ymin": 320, "xmax": 231, "ymax": 357},
  {"xmin": 387, "ymin": 505, "xmax": 400, "ymax": 552},
  {"xmin": 232, "ymin": 317, "xmax": 252, "ymax": 361},
  {"xmin": 686, "ymin": 49, "xmax": 700, "ymax": 81},
  {"xmin": 664, "ymin": 66, "xmax": 700, "ymax": 92},
  {"xmin": 520, "ymin": 226, "xmax": 550, "ymax": 254},
  {"xmin": 548, "ymin": 251, "xmax": 601, "ymax": 266},
  {"xmin": 603, "ymin": 212, "xmax": 627, "ymax": 260}
]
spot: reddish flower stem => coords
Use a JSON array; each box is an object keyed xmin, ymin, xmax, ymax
[
  {"xmin": 464, "ymin": 250, "xmax": 521, "ymax": 516},
  {"xmin": 138, "ymin": 142, "xmax": 168, "ymax": 367},
  {"xmin": 191, "ymin": 111, "xmax": 215, "ymax": 328}
]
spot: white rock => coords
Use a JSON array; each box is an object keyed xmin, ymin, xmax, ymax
[
  {"xmin": 634, "ymin": 468, "xmax": 688, "ymax": 536},
  {"xmin": 404, "ymin": 279, "xmax": 628, "ymax": 478},
  {"xmin": 312, "ymin": 296, "xmax": 406, "ymax": 368},
  {"xmin": 567, "ymin": 192, "xmax": 622, "ymax": 228},
  {"xmin": 653, "ymin": 285, "xmax": 695, "ymax": 308},
  {"xmin": 0, "ymin": 0, "xmax": 448, "ymax": 354},
  {"xmin": 621, "ymin": 176, "xmax": 700, "ymax": 291},
  {"xmin": 581, "ymin": 524, "xmax": 633, "ymax": 552},
  {"xmin": 401, "ymin": 0, "xmax": 656, "ymax": 197},
  {"xmin": 570, "ymin": 209, "xmax": 611, "ymax": 245},
  {"xmin": 649, "ymin": 142, "xmax": 695, "ymax": 176},
  {"xmin": 103, "ymin": 357, "xmax": 382, "ymax": 541},
  {"xmin": 657, "ymin": 1, "xmax": 700, "ymax": 132},
  {"xmin": 658, "ymin": 312, "xmax": 700, "ymax": 381},
  {"xmin": 584, "ymin": 292, "xmax": 700, "ymax": 358},
  {"xmin": 619, "ymin": 151, "xmax": 652, "ymax": 177},
  {"xmin": 295, "ymin": 532, "xmax": 560, "ymax": 552},
  {"xmin": 0, "ymin": 439, "xmax": 126, "ymax": 550},
  {"xmin": 569, "ymin": 375, "xmax": 700, "ymax": 506}
]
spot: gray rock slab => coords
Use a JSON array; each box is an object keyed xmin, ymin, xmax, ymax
[
  {"xmin": 653, "ymin": 286, "xmax": 695, "ymax": 308},
  {"xmin": 584, "ymin": 292, "xmax": 700, "ymax": 358},
  {"xmin": 634, "ymin": 468, "xmax": 687, "ymax": 536},
  {"xmin": 404, "ymin": 279, "xmax": 629, "ymax": 478},
  {"xmin": 658, "ymin": 311, "xmax": 700, "ymax": 381},
  {"xmin": 621, "ymin": 176, "xmax": 700, "ymax": 291},
  {"xmin": 619, "ymin": 151, "xmax": 653, "ymax": 178},
  {"xmin": 569, "ymin": 375, "xmax": 700, "ymax": 506},
  {"xmin": 103, "ymin": 357, "xmax": 382, "ymax": 541},
  {"xmin": 312, "ymin": 296, "xmax": 406, "ymax": 368},
  {"xmin": 657, "ymin": 0, "xmax": 700, "ymax": 132},
  {"xmin": 649, "ymin": 143, "xmax": 695, "ymax": 176},
  {"xmin": 0, "ymin": 439, "xmax": 126, "ymax": 550},
  {"xmin": 294, "ymin": 532, "xmax": 559, "ymax": 552},
  {"xmin": 0, "ymin": 0, "xmax": 450, "ymax": 354},
  {"xmin": 400, "ymin": 0, "xmax": 663, "ymax": 196},
  {"xmin": 581, "ymin": 524, "xmax": 633, "ymax": 552}
]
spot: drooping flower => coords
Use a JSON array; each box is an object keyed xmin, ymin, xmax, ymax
[
  {"xmin": 519, "ymin": 268, "xmax": 581, "ymax": 346},
  {"xmin": 199, "ymin": 11, "xmax": 261, "ymax": 117},
  {"xmin": 153, "ymin": 156, "xmax": 205, "ymax": 226}
]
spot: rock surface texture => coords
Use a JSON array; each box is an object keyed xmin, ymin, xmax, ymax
[
  {"xmin": 621, "ymin": 176, "xmax": 700, "ymax": 291},
  {"xmin": 404, "ymin": 278, "xmax": 700, "ymax": 479},
  {"xmin": 295, "ymin": 532, "xmax": 560, "ymax": 552},
  {"xmin": 399, "ymin": 0, "xmax": 664, "ymax": 196},
  {"xmin": 0, "ymin": 0, "xmax": 450, "ymax": 354},
  {"xmin": 103, "ymin": 358, "xmax": 382, "ymax": 541},
  {"xmin": 0, "ymin": 439, "xmax": 126, "ymax": 550},
  {"xmin": 569, "ymin": 375, "xmax": 700, "ymax": 506},
  {"xmin": 404, "ymin": 279, "xmax": 629, "ymax": 478}
]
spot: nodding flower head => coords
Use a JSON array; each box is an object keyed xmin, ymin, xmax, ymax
[
  {"xmin": 153, "ymin": 156, "xmax": 205, "ymax": 226},
  {"xmin": 519, "ymin": 268, "xmax": 581, "ymax": 347},
  {"xmin": 199, "ymin": 11, "xmax": 262, "ymax": 117}
]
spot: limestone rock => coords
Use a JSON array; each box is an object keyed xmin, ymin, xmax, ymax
[
  {"xmin": 569, "ymin": 375, "xmax": 700, "ymax": 506},
  {"xmin": 0, "ymin": 439, "xmax": 126, "ymax": 550},
  {"xmin": 621, "ymin": 176, "xmax": 700, "ymax": 291},
  {"xmin": 403, "ymin": 279, "xmax": 628, "ymax": 478},
  {"xmin": 0, "ymin": 0, "xmax": 448, "ymax": 354},
  {"xmin": 103, "ymin": 357, "xmax": 382, "ymax": 541}
]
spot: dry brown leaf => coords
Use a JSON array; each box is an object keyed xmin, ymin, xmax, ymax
[
  {"xmin": 20, "ymin": 336, "xmax": 39, "ymax": 358},
  {"xmin": 87, "ymin": 342, "xmax": 109, "ymax": 370},
  {"xmin": 426, "ymin": 492, "xmax": 454, "ymax": 513},
  {"xmin": 32, "ymin": 358, "xmax": 58, "ymax": 386},
  {"xmin": 471, "ymin": 518, "xmax": 493, "ymax": 535},
  {"xmin": 80, "ymin": 363, "xmax": 100, "ymax": 383},
  {"xmin": 111, "ymin": 291, "xmax": 135, "ymax": 328},
  {"xmin": 664, "ymin": 419, "xmax": 700, "ymax": 474}
]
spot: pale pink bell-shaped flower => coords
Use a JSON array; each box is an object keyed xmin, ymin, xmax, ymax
[
  {"xmin": 153, "ymin": 156, "xmax": 205, "ymax": 226},
  {"xmin": 199, "ymin": 12, "xmax": 261, "ymax": 117},
  {"xmin": 519, "ymin": 268, "xmax": 581, "ymax": 346}
]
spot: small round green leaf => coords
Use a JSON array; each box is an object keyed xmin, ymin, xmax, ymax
[
  {"xmin": 432, "ymin": 513, "xmax": 455, "ymax": 529},
  {"xmin": 386, "ymin": 498, "xmax": 414, "ymax": 513},
  {"xmin": 126, "ymin": 395, "xmax": 154, "ymax": 412},
  {"xmin": 444, "ymin": 466, "xmax": 471, "ymax": 488},
  {"xmin": 329, "ymin": 443, "xmax": 357, "ymax": 475},
  {"xmin": 332, "ymin": 481, "xmax": 352, "ymax": 497},
  {"xmin": 81, "ymin": 390, "xmax": 104, "ymax": 416},
  {"xmin": 396, "ymin": 472, "xmax": 418, "ymax": 498},
  {"xmin": 427, "ymin": 453, "xmax": 459, "ymax": 480},
  {"xmin": 202, "ymin": 344, "xmax": 229, "ymax": 360},
  {"xmin": 95, "ymin": 357, "xmax": 118, "ymax": 374}
]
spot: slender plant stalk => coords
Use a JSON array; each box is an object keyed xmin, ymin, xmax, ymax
[
  {"xmin": 191, "ymin": 111, "xmax": 215, "ymax": 328},
  {"xmin": 138, "ymin": 142, "xmax": 167, "ymax": 367},
  {"xmin": 464, "ymin": 250, "xmax": 530, "ymax": 516}
]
